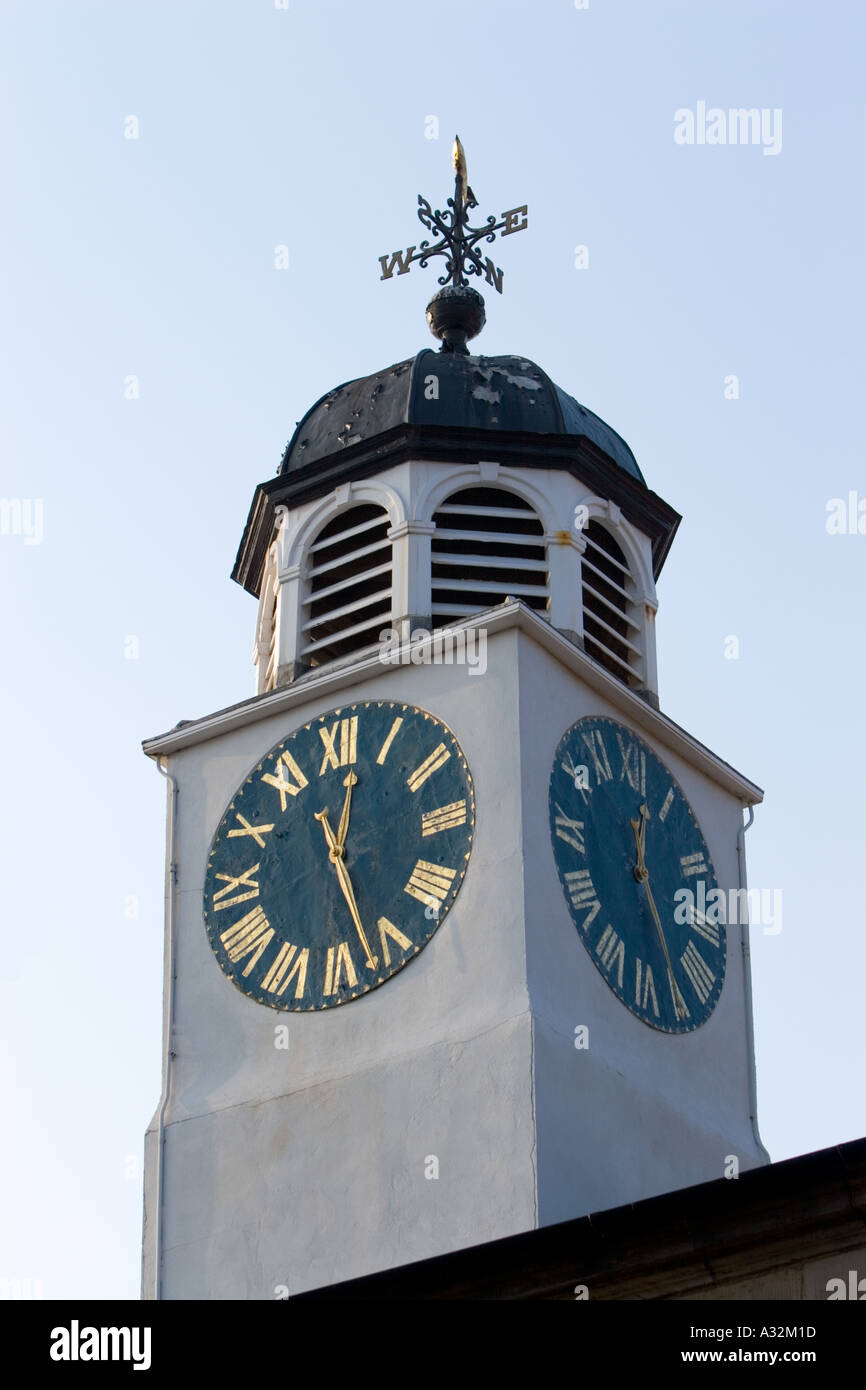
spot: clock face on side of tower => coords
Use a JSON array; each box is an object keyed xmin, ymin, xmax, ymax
[
  {"xmin": 549, "ymin": 716, "xmax": 726, "ymax": 1033},
  {"xmin": 203, "ymin": 701, "xmax": 474, "ymax": 1011}
]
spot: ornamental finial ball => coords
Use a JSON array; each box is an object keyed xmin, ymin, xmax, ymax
[{"xmin": 426, "ymin": 284, "xmax": 486, "ymax": 354}]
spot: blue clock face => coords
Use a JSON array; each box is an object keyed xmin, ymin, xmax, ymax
[
  {"xmin": 549, "ymin": 716, "xmax": 725, "ymax": 1033},
  {"xmin": 203, "ymin": 701, "xmax": 474, "ymax": 1011}
]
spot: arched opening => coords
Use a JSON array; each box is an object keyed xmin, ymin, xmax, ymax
[
  {"xmin": 581, "ymin": 520, "xmax": 643, "ymax": 686},
  {"xmin": 300, "ymin": 504, "xmax": 392, "ymax": 665},
  {"xmin": 430, "ymin": 486, "xmax": 548, "ymax": 627}
]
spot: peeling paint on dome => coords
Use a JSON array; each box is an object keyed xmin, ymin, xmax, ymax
[
  {"xmin": 278, "ymin": 348, "xmax": 645, "ymax": 484},
  {"xmin": 471, "ymin": 361, "xmax": 543, "ymax": 392}
]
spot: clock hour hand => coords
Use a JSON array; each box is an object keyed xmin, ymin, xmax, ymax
[
  {"xmin": 630, "ymin": 806, "xmax": 688, "ymax": 1021},
  {"xmin": 630, "ymin": 802, "xmax": 648, "ymax": 862},
  {"xmin": 336, "ymin": 771, "xmax": 357, "ymax": 850},
  {"xmin": 314, "ymin": 806, "xmax": 378, "ymax": 971}
]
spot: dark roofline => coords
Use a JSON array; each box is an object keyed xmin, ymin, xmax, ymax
[{"xmin": 290, "ymin": 1136, "xmax": 866, "ymax": 1301}]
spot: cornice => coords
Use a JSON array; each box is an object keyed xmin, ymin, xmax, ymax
[{"xmin": 142, "ymin": 600, "xmax": 761, "ymax": 805}]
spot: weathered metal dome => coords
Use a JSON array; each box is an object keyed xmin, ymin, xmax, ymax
[{"xmin": 279, "ymin": 349, "xmax": 645, "ymax": 485}]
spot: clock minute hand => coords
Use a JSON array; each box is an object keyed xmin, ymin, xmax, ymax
[
  {"xmin": 643, "ymin": 875, "xmax": 688, "ymax": 1021},
  {"xmin": 314, "ymin": 806, "xmax": 378, "ymax": 971},
  {"xmin": 333, "ymin": 856, "xmax": 377, "ymax": 970},
  {"xmin": 630, "ymin": 811, "xmax": 688, "ymax": 1021}
]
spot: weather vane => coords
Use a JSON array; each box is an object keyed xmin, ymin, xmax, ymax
[{"xmin": 377, "ymin": 136, "xmax": 528, "ymax": 353}]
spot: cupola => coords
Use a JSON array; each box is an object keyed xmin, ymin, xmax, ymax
[{"xmin": 232, "ymin": 141, "xmax": 679, "ymax": 707}]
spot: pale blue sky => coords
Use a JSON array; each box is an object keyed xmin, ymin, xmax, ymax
[{"xmin": 1, "ymin": 0, "xmax": 864, "ymax": 1298}]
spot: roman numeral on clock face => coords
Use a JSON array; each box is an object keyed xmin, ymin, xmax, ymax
[
  {"xmin": 319, "ymin": 717, "xmax": 358, "ymax": 774},
  {"xmin": 220, "ymin": 905, "xmax": 274, "ymax": 977},
  {"xmin": 228, "ymin": 813, "xmax": 274, "ymax": 848},
  {"xmin": 212, "ymin": 864, "xmax": 260, "ymax": 912},
  {"xmin": 616, "ymin": 733, "xmax": 646, "ymax": 795},
  {"xmin": 262, "ymin": 750, "xmax": 309, "ymax": 810},
  {"xmin": 376, "ymin": 716, "xmax": 403, "ymax": 765},
  {"xmin": 581, "ymin": 729, "xmax": 613, "ymax": 784},
  {"xmin": 377, "ymin": 917, "xmax": 413, "ymax": 968},
  {"xmin": 323, "ymin": 941, "xmax": 358, "ymax": 994},
  {"xmin": 554, "ymin": 803, "xmax": 585, "ymax": 854},
  {"xmin": 595, "ymin": 924, "xmax": 625, "ymax": 989},
  {"xmin": 407, "ymin": 743, "xmax": 451, "ymax": 792},
  {"xmin": 404, "ymin": 860, "xmax": 457, "ymax": 906},
  {"xmin": 422, "ymin": 801, "xmax": 467, "ymax": 836},
  {"xmin": 564, "ymin": 870, "xmax": 600, "ymax": 931},
  {"xmin": 261, "ymin": 943, "xmax": 309, "ymax": 999},
  {"xmin": 686, "ymin": 904, "xmax": 721, "ymax": 949},
  {"xmin": 635, "ymin": 958, "xmax": 659, "ymax": 1017},
  {"xmin": 680, "ymin": 851, "xmax": 708, "ymax": 878},
  {"xmin": 680, "ymin": 939, "xmax": 716, "ymax": 1004}
]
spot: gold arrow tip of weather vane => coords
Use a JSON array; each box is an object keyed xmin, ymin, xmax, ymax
[{"xmin": 452, "ymin": 134, "xmax": 468, "ymax": 195}]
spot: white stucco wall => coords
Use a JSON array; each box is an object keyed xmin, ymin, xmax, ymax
[{"xmin": 142, "ymin": 607, "xmax": 765, "ymax": 1299}]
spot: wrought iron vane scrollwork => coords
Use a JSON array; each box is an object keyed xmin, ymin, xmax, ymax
[{"xmin": 378, "ymin": 136, "xmax": 528, "ymax": 295}]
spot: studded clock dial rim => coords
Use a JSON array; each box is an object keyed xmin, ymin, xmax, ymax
[
  {"xmin": 203, "ymin": 700, "xmax": 475, "ymax": 1011},
  {"xmin": 549, "ymin": 715, "xmax": 726, "ymax": 1034}
]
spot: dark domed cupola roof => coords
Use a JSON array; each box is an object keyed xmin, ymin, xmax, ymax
[
  {"xmin": 280, "ymin": 349, "xmax": 644, "ymax": 485},
  {"xmin": 234, "ymin": 139, "xmax": 681, "ymax": 599}
]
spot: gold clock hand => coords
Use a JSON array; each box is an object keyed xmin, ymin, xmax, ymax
[
  {"xmin": 332, "ymin": 856, "xmax": 377, "ymax": 970},
  {"xmin": 642, "ymin": 873, "xmax": 688, "ymax": 1021},
  {"xmin": 630, "ymin": 810, "xmax": 688, "ymax": 1021},
  {"xmin": 630, "ymin": 802, "xmax": 648, "ymax": 861},
  {"xmin": 314, "ymin": 807, "xmax": 378, "ymax": 970},
  {"xmin": 315, "ymin": 806, "xmax": 337, "ymax": 853},
  {"xmin": 336, "ymin": 771, "xmax": 357, "ymax": 850}
]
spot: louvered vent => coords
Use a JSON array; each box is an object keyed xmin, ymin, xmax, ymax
[
  {"xmin": 257, "ymin": 542, "xmax": 278, "ymax": 693},
  {"xmin": 431, "ymin": 487, "xmax": 548, "ymax": 627},
  {"xmin": 301, "ymin": 505, "xmax": 392, "ymax": 665},
  {"xmin": 581, "ymin": 520, "xmax": 643, "ymax": 686},
  {"xmin": 265, "ymin": 582, "xmax": 277, "ymax": 690}
]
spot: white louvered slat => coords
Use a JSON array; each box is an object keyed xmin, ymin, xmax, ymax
[
  {"xmin": 436, "ymin": 502, "xmax": 538, "ymax": 520},
  {"xmin": 308, "ymin": 512, "xmax": 388, "ymax": 555},
  {"xmin": 584, "ymin": 607, "xmax": 643, "ymax": 658},
  {"xmin": 433, "ymin": 526, "xmax": 546, "ymax": 548},
  {"xmin": 433, "ymin": 552, "xmax": 547, "ymax": 573},
  {"xmin": 307, "ymin": 533, "xmax": 390, "ymax": 580},
  {"xmin": 303, "ymin": 607, "xmax": 391, "ymax": 657},
  {"xmin": 583, "ymin": 535, "xmax": 631, "ymax": 577},
  {"xmin": 302, "ymin": 586, "xmax": 392, "ymax": 632},
  {"xmin": 585, "ymin": 639, "xmax": 638, "ymax": 679},
  {"xmin": 581, "ymin": 577, "xmax": 642, "ymax": 632},
  {"xmin": 580, "ymin": 554, "xmax": 632, "ymax": 603},
  {"xmin": 431, "ymin": 577, "xmax": 547, "ymax": 598},
  {"xmin": 432, "ymin": 602, "xmax": 484, "ymax": 617},
  {"xmin": 302, "ymin": 560, "xmax": 392, "ymax": 606}
]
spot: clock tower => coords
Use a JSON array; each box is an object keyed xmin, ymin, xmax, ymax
[{"xmin": 141, "ymin": 143, "xmax": 768, "ymax": 1300}]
